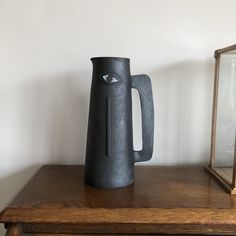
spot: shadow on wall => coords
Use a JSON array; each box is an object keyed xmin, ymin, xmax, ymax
[
  {"xmin": 0, "ymin": 60, "xmax": 214, "ymax": 235},
  {"xmin": 0, "ymin": 72, "xmax": 90, "ymax": 235},
  {"xmin": 16, "ymin": 72, "xmax": 90, "ymax": 164},
  {"xmin": 150, "ymin": 59, "xmax": 214, "ymax": 165}
]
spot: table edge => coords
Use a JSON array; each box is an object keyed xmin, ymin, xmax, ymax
[{"xmin": 1, "ymin": 207, "xmax": 236, "ymax": 225}]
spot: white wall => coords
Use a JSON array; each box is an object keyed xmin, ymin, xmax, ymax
[{"xmin": 0, "ymin": 0, "xmax": 236, "ymax": 234}]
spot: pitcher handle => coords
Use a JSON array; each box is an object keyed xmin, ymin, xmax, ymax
[{"xmin": 131, "ymin": 74, "xmax": 154, "ymax": 162}]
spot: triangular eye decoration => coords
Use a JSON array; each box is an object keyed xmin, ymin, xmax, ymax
[{"xmin": 101, "ymin": 74, "xmax": 121, "ymax": 84}]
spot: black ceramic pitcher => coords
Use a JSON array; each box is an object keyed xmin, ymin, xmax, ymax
[{"xmin": 84, "ymin": 57, "xmax": 154, "ymax": 189}]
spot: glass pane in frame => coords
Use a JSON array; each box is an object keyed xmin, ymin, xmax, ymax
[{"xmin": 214, "ymin": 49, "xmax": 236, "ymax": 183}]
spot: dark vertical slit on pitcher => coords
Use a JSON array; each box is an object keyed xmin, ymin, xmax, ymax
[{"xmin": 106, "ymin": 96, "xmax": 112, "ymax": 157}]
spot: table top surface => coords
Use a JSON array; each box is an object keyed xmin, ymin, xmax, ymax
[{"xmin": 1, "ymin": 165, "xmax": 236, "ymax": 225}]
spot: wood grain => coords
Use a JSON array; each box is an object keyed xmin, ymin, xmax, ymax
[
  {"xmin": 22, "ymin": 222, "xmax": 236, "ymax": 235},
  {"xmin": 1, "ymin": 165, "xmax": 236, "ymax": 234},
  {"xmin": 5, "ymin": 224, "xmax": 22, "ymax": 236},
  {"xmin": 1, "ymin": 165, "xmax": 234, "ymax": 210},
  {"xmin": 3, "ymin": 207, "xmax": 236, "ymax": 224}
]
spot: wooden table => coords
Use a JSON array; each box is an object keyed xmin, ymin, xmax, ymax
[{"xmin": 1, "ymin": 165, "xmax": 236, "ymax": 235}]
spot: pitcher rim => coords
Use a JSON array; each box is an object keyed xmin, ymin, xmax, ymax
[{"xmin": 91, "ymin": 57, "xmax": 130, "ymax": 61}]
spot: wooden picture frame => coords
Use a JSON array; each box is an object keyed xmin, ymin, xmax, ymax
[{"xmin": 205, "ymin": 44, "xmax": 236, "ymax": 194}]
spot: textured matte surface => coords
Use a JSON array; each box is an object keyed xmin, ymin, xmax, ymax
[{"xmin": 85, "ymin": 57, "xmax": 154, "ymax": 188}]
